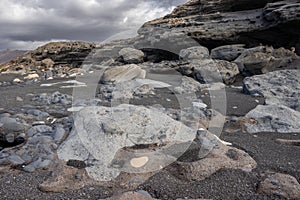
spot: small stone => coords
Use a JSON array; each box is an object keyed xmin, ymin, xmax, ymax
[
  {"xmin": 24, "ymin": 73, "xmax": 39, "ymax": 80},
  {"xmin": 192, "ymin": 102, "xmax": 207, "ymax": 109},
  {"xmin": 32, "ymin": 121, "xmax": 46, "ymax": 126},
  {"xmin": 5, "ymin": 133, "xmax": 15, "ymax": 143},
  {"xmin": 130, "ymin": 156, "xmax": 149, "ymax": 168},
  {"xmin": 2, "ymin": 122, "xmax": 24, "ymax": 132},
  {"xmin": 53, "ymin": 125, "xmax": 66, "ymax": 143},
  {"xmin": 16, "ymin": 97, "xmax": 23, "ymax": 102},
  {"xmin": 0, "ymin": 153, "xmax": 9, "ymax": 159},
  {"xmin": 23, "ymin": 164, "xmax": 36, "ymax": 172},
  {"xmin": 136, "ymin": 190, "xmax": 151, "ymax": 197},
  {"xmin": 7, "ymin": 155, "xmax": 25, "ymax": 165},
  {"xmin": 13, "ymin": 78, "xmax": 22, "ymax": 83},
  {"xmin": 67, "ymin": 107, "xmax": 84, "ymax": 112}
]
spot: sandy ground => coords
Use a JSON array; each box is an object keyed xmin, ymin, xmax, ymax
[{"xmin": 0, "ymin": 73, "xmax": 299, "ymax": 200}]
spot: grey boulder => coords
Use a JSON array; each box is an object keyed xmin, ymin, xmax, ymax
[
  {"xmin": 179, "ymin": 46, "xmax": 209, "ymax": 61},
  {"xmin": 243, "ymin": 70, "xmax": 300, "ymax": 111},
  {"xmin": 119, "ymin": 47, "xmax": 144, "ymax": 64},
  {"xmin": 58, "ymin": 104, "xmax": 197, "ymax": 181},
  {"xmin": 100, "ymin": 64, "xmax": 146, "ymax": 84},
  {"xmin": 211, "ymin": 44, "xmax": 246, "ymax": 61},
  {"xmin": 245, "ymin": 104, "xmax": 300, "ymax": 134},
  {"xmin": 179, "ymin": 59, "xmax": 239, "ymax": 84}
]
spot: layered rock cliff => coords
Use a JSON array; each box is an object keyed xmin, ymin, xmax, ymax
[{"xmin": 140, "ymin": 0, "xmax": 300, "ymax": 53}]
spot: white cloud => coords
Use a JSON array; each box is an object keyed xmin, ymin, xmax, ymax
[{"xmin": 0, "ymin": 0, "xmax": 187, "ymax": 50}]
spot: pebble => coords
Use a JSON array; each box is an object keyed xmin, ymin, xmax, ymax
[
  {"xmin": 0, "ymin": 116, "xmax": 16, "ymax": 124},
  {"xmin": 7, "ymin": 155, "xmax": 25, "ymax": 165},
  {"xmin": 2, "ymin": 122, "xmax": 25, "ymax": 132},
  {"xmin": 67, "ymin": 107, "xmax": 84, "ymax": 112},
  {"xmin": 192, "ymin": 102, "xmax": 207, "ymax": 109},
  {"xmin": 32, "ymin": 158, "xmax": 52, "ymax": 169},
  {"xmin": 27, "ymin": 125, "xmax": 52, "ymax": 137},
  {"xmin": 229, "ymin": 117, "xmax": 239, "ymax": 122},
  {"xmin": 32, "ymin": 121, "xmax": 46, "ymax": 126},
  {"xmin": 5, "ymin": 133, "xmax": 15, "ymax": 143},
  {"xmin": 13, "ymin": 78, "xmax": 22, "ymax": 83},
  {"xmin": 53, "ymin": 125, "xmax": 66, "ymax": 143},
  {"xmin": 24, "ymin": 73, "xmax": 39, "ymax": 80},
  {"xmin": 136, "ymin": 190, "xmax": 151, "ymax": 197},
  {"xmin": 16, "ymin": 96, "xmax": 23, "ymax": 102},
  {"xmin": 130, "ymin": 156, "xmax": 149, "ymax": 168},
  {"xmin": 26, "ymin": 109, "xmax": 49, "ymax": 121},
  {"xmin": 0, "ymin": 158, "xmax": 9, "ymax": 165},
  {"xmin": 23, "ymin": 164, "xmax": 36, "ymax": 172},
  {"xmin": 0, "ymin": 153, "xmax": 9, "ymax": 159}
]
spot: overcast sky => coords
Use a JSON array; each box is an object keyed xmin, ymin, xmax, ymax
[{"xmin": 0, "ymin": 0, "xmax": 187, "ymax": 50}]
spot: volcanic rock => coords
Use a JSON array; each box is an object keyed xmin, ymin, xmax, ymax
[
  {"xmin": 243, "ymin": 69, "xmax": 300, "ymax": 110},
  {"xmin": 245, "ymin": 104, "xmax": 300, "ymax": 133},
  {"xmin": 234, "ymin": 46, "xmax": 300, "ymax": 74},
  {"xmin": 119, "ymin": 47, "xmax": 144, "ymax": 64},
  {"xmin": 258, "ymin": 173, "xmax": 300, "ymax": 199},
  {"xmin": 58, "ymin": 104, "xmax": 197, "ymax": 181},
  {"xmin": 178, "ymin": 59, "xmax": 239, "ymax": 84},
  {"xmin": 139, "ymin": 0, "xmax": 300, "ymax": 53},
  {"xmin": 100, "ymin": 64, "xmax": 146, "ymax": 84}
]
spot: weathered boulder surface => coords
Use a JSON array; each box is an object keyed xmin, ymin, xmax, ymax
[
  {"xmin": 100, "ymin": 64, "xmax": 146, "ymax": 84},
  {"xmin": 179, "ymin": 46, "xmax": 209, "ymax": 61},
  {"xmin": 139, "ymin": 0, "xmax": 300, "ymax": 54},
  {"xmin": 211, "ymin": 44, "xmax": 246, "ymax": 61},
  {"xmin": 258, "ymin": 173, "xmax": 300, "ymax": 199},
  {"xmin": 58, "ymin": 104, "xmax": 197, "ymax": 181},
  {"xmin": 245, "ymin": 104, "xmax": 300, "ymax": 133},
  {"xmin": 243, "ymin": 70, "xmax": 300, "ymax": 110},
  {"xmin": 178, "ymin": 59, "xmax": 239, "ymax": 84},
  {"xmin": 168, "ymin": 130, "xmax": 257, "ymax": 181},
  {"xmin": 119, "ymin": 47, "xmax": 144, "ymax": 64},
  {"xmin": 234, "ymin": 46, "xmax": 300, "ymax": 74}
]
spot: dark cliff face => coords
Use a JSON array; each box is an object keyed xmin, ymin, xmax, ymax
[
  {"xmin": 165, "ymin": 0, "xmax": 279, "ymax": 18},
  {"xmin": 140, "ymin": 0, "xmax": 300, "ymax": 54}
]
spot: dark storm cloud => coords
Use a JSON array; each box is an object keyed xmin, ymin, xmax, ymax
[{"xmin": 0, "ymin": 0, "xmax": 187, "ymax": 50}]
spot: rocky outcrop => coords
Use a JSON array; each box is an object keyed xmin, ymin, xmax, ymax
[
  {"xmin": 140, "ymin": 0, "xmax": 300, "ymax": 53},
  {"xmin": 0, "ymin": 41, "xmax": 95, "ymax": 75},
  {"xmin": 234, "ymin": 46, "xmax": 300, "ymax": 74}
]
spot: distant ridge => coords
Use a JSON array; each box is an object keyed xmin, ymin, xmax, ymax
[{"xmin": 0, "ymin": 49, "xmax": 28, "ymax": 64}]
